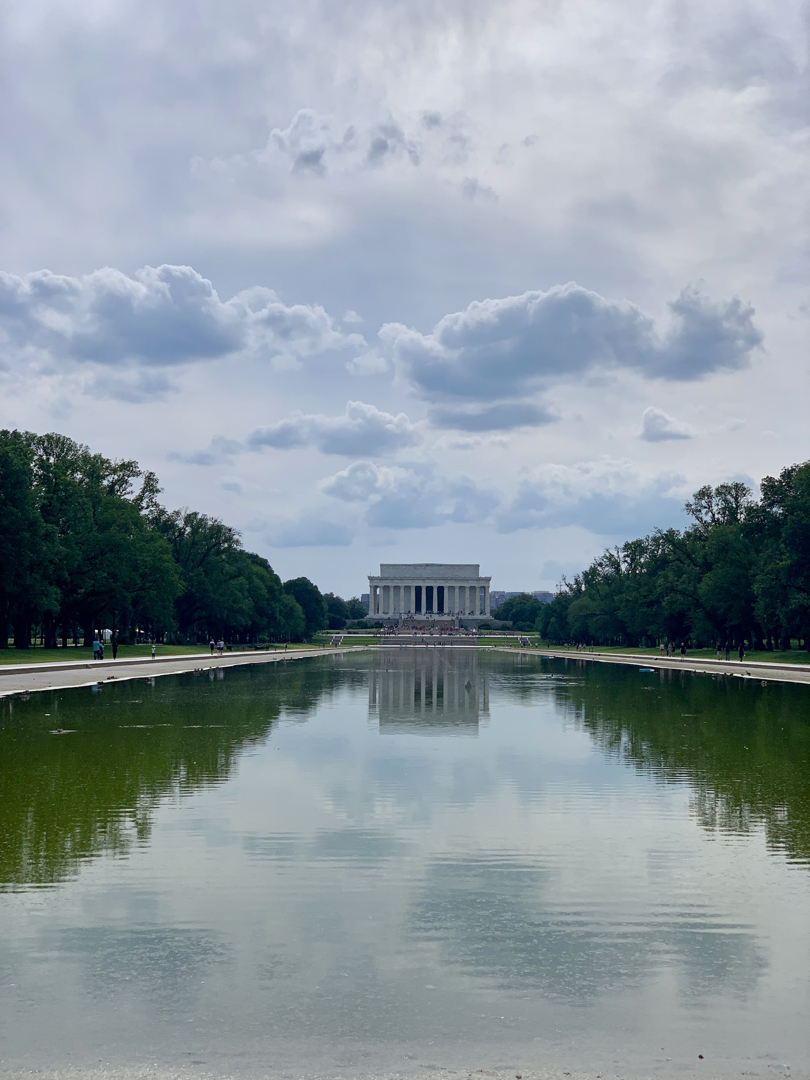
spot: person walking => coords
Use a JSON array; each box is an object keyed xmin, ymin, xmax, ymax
[
  {"xmin": 716, "ymin": 641, "xmax": 723, "ymax": 660},
  {"xmin": 738, "ymin": 640, "xmax": 745, "ymax": 662},
  {"xmin": 112, "ymin": 634, "xmax": 118, "ymax": 660},
  {"xmin": 209, "ymin": 638, "xmax": 215, "ymax": 655},
  {"xmin": 724, "ymin": 641, "xmax": 731, "ymax": 661},
  {"xmin": 151, "ymin": 643, "xmax": 156, "ymax": 660},
  {"xmin": 680, "ymin": 642, "xmax": 686, "ymax": 658},
  {"xmin": 217, "ymin": 639, "xmax": 224, "ymax": 657}
]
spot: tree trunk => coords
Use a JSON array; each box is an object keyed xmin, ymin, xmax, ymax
[
  {"xmin": 13, "ymin": 613, "xmax": 31, "ymax": 649},
  {"xmin": 43, "ymin": 612, "xmax": 58, "ymax": 650}
]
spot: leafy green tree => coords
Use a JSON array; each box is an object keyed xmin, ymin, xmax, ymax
[
  {"xmin": 283, "ymin": 577, "xmax": 327, "ymax": 639},
  {"xmin": 345, "ymin": 596, "xmax": 369, "ymax": 619},
  {"xmin": 323, "ymin": 592, "xmax": 350, "ymax": 629},
  {"xmin": 492, "ymin": 593, "xmax": 546, "ymax": 630},
  {"xmin": 0, "ymin": 431, "xmax": 59, "ymax": 647},
  {"xmin": 278, "ymin": 593, "xmax": 306, "ymax": 640}
]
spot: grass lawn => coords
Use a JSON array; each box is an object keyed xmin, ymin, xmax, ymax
[{"xmin": 0, "ymin": 642, "xmax": 332, "ymax": 665}]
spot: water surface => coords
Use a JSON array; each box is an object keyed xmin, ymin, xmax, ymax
[{"xmin": 1, "ymin": 650, "xmax": 809, "ymax": 1076}]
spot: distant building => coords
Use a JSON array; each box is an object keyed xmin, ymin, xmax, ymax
[
  {"xmin": 361, "ymin": 593, "xmax": 370, "ymax": 613},
  {"xmin": 367, "ymin": 563, "xmax": 493, "ymax": 623}
]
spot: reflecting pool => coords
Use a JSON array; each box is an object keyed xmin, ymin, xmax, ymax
[{"xmin": 1, "ymin": 650, "xmax": 809, "ymax": 1076}]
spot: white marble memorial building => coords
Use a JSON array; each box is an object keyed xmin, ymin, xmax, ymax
[{"xmin": 368, "ymin": 563, "xmax": 492, "ymax": 623}]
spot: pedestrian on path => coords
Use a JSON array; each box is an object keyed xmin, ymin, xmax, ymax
[
  {"xmin": 151, "ymin": 643, "xmax": 156, "ymax": 660},
  {"xmin": 725, "ymin": 641, "xmax": 731, "ymax": 661},
  {"xmin": 739, "ymin": 641, "xmax": 745, "ymax": 662},
  {"xmin": 112, "ymin": 634, "xmax": 118, "ymax": 660},
  {"xmin": 209, "ymin": 638, "xmax": 215, "ymax": 655},
  {"xmin": 92, "ymin": 638, "xmax": 102, "ymax": 660},
  {"xmin": 217, "ymin": 639, "xmax": 224, "ymax": 656}
]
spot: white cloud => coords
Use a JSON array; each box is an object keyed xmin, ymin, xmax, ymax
[
  {"xmin": 0, "ymin": 264, "xmax": 365, "ymax": 372},
  {"xmin": 428, "ymin": 401, "xmax": 557, "ymax": 432},
  {"xmin": 497, "ymin": 459, "xmax": 687, "ymax": 537},
  {"xmin": 169, "ymin": 435, "xmax": 244, "ymax": 466},
  {"xmin": 246, "ymin": 401, "xmax": 420, "ymax": 456},
  {"xmin": 346, "ymin": 350, "xmax": 389, "ymax": 376},
  {"xmin": 640, "ymin": 406, "xmax": 693, "ymax": 442},
  {"xmin": 321, "ymin": 461, "xmax": 498, "ymax": 529},
  {"xmin": 267, "ymin": 514, "xmax": 354, "ymax": 548},
  {"xmin": 195, "ymin": 107, "xmax": 478, "ymax": 186},
  {"xmin": 381, "ymin": 284, "xmax": 763, "ymax": 402}
]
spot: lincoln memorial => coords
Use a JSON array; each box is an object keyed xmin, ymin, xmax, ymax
[{"xmin": 367, "ymin": 563, "xmax": 492, "ymax": 624}]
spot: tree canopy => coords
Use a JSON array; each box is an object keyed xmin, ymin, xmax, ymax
[
  {"xmin": 0, "ymin": 429, "xmax": 317, "ymax": 647},
  {"xmin": 536, "ymin": 464, "xmax": 810, "ymax": 651},
  {"xmin": 491, "ymin": 593, "xmax": 547, "ymax": 630},
  {"xmin": 283, "ymin": 577, "xmax": 327, "ymax": 639}
]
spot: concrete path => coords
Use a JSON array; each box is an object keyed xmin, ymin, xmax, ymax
[
  {"xmin": 502, "ymin": 646, "xmax": 810, "ymax": 685},
  {"xmin": 0, "ymin": 646, "xmax": 368, "ymax": 698}
]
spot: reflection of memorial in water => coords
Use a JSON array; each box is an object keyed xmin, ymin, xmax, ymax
[{"xmin": 369, "ymin": 649, "xmax": 489, "ymax": 735}]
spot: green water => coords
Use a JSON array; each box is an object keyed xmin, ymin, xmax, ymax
[{"xmin": 1, "ymin": 650, "xmax": 809, "ymax": 1076}]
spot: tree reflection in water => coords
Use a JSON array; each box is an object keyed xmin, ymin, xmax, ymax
[
  {"xmin": 2, "ymin": 651, "xmax": 808, "ymax": 893},
  {"xmin": 542, "ymin": 656, "xmax": 810, "ymax": 865},
  {"xmin": 0, "ymin": 656, "xmax": 367, "ymax": 889}
]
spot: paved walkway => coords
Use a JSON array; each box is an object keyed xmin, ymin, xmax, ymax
[
  {"xmin": 504, "ymin": 646, "xmax": 810, "ymax": 685},
  {"xmin": 5, "ymin": 643, "xmax": 809, "ymax": 696},
  {"xmin": 0, "ymin": 646, "xmax": 367, "ymax": 698}
]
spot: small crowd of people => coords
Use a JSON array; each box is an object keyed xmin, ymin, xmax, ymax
[
  {"xmin": 92, "ymin": 635, "xmax": 119, "ymax": 660},
  {"xmin": 208, "ymin": 638, "xmax": 225, "ymax": 656},
  {"xmin": 659, "ymin": 641, "xmax": 687, "ymax": 657}
]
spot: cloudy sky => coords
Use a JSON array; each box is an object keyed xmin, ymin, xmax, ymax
[{"xmin": 1, "ymin": 0, "xmax": 808, "ymax": 596}]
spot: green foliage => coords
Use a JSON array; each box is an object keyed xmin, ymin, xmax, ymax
[
  {"xmin": 0, "ymin": 429, "xmax": 317, "ymax": 647},
  {"xmin": 540, "ymin": 463, "xmax": 810, "ymax": 651},
  {"xmin": 324, "ymin": 592, "xmax": 349, "ymax": 629},
  {"xmin": 345, "ymin": 596, "xmax": 369, "ymax": 619},
  {"xmin": 321, "ymin": 593, "xmax": 366, "ymax": 627},
  {"xmin": 283, "ymin": 577, "xmax": 327, "ymax": 639},
  {"xmin": 491, "ymin": 592, "xmax": 546, "ymax": 630}
]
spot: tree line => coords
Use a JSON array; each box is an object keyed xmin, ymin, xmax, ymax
[
  {"xmin": 498, "ymin": 463, "xmax": 810, "ymax": 651},
  {"xmin": 0, "ymin": 429, "xmax": 364, "ymax": 648}
]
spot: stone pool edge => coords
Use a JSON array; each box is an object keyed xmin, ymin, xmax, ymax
[
  {"xmin": 0, "ymin": 646, "xmax": 374, "ymax": 698},
  {"xmin": 505, "ymin": 647, "xmax": 810, "ymax": 685}
]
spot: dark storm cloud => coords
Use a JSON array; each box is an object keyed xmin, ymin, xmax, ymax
[
  {"xmin": 428, "ymin": 401, "xmax": 557, "ymax": 432},
  {"xmin": 0, "ymin": 264, "xmax": 363, "ymax": 370},
  {"xmin": 381, "ymin": 283, "xmax": 763, "ymax": 402}
]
